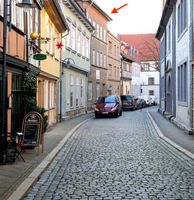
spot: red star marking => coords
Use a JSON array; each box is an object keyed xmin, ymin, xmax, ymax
[{"xmin": 56, "ymin": 42, "xmax": 64, "ymax": 49}]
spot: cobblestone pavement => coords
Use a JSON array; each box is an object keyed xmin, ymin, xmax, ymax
[{"xmin": 24, "ymin": 108, "xmax": 194, "ymax": 200}]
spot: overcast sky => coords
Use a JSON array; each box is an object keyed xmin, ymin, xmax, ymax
[{"xmin": 94, "ymin": 0, "xmax": 163, "ymax": 35}]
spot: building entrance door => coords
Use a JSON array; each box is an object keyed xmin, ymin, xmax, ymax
[{"xmin": 166, "ymin": 75, "xmax": 172, "ymax": 114}]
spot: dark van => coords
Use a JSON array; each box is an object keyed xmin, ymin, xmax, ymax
[{"xmin": 120, "ymin": 95, "xmax": 136, "ymax": 111}]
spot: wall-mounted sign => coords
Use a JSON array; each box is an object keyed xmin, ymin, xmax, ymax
[{"xmin": 33, "ymin": 53, "xmax": 47, "ymax": 60}]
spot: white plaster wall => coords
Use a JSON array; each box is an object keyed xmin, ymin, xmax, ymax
[
  {"xmin": 175, "ymin": 0, "xmax": 191, "ymax": 129},
  {"xmin": 132, "ymin": 62, "xmax": 141, "ymax": 97}
]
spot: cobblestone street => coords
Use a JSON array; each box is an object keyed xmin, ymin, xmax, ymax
[{"xmin": 24, "ymin": 108, "xmax": 194, "ymax": 200}]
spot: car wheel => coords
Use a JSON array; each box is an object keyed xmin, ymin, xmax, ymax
[{"xmin": 95, "ymin": 114, "xmax": 99, "ymax": 119}]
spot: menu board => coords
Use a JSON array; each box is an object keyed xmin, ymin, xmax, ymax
[{"xmin": 22, "ymin": 112, "xmax": 43, "ymax": 147}]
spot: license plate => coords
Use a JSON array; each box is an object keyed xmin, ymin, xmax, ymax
[{"xmin": 102, "ymin": 112, "xmax": 108, "ymax": 114}]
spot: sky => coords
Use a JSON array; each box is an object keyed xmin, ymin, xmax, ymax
[{"xmin": 94, "ymin": 0, "xmax": 163, "ymax": 35}]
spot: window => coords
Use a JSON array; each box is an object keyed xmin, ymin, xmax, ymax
[
  {"xmin": 178, "ymin": 0, "xmax": 187, "ymax": 37},
  {"xmin": 49, "ymin": 82, "xmax": 55, "ymax": 108},
  {"xmin": 86, "ymin": 38, "xmax": 89, "ymax": 58},
  {"xmin": 108, "ymin": 64, "xmax": 112, "ymax": 77},
  {"xmin": 100, "ymin": 26, "xmax": 103, "ymax": 40},
  {"xmin": 104, "ymin": 55, "xmax": 106, "ymax": 67},
  {"xmin": 44, "ymin": 80, "xmax": 49, "ymax": 110},
  {"xmin": 108, "ymin": 41, "xmax": 112, "ymax": 53},
  {"xmin": 148, "ymin": 77, "xmax": 155, "ymax": 85},
  {"xmin": 96, "ymin": 52, "xmax": 99, "ymax": 66},
  {"xmin": 70, "ymin": 76, "xmax": 74, "ymax": 108},
  {"xmin": 76, "ymin": 77, "xmax": 79, "ymax": 107},
  {"xmin": 77, "ymin": 31, "xmax": 81, "ymax": 54},
  {"xmin": 103, "ymin": 29, "xmax": 106, "ymax": 42},
  {"xmin": 88, "ymin": 82, "xmax": 92, "ymax": 100},
  {"xmin": 178, "ymin": 62, "xmax": 187, "ymax": 102},
  {"xmin": 96, "ymin": 70, "xmax": 100, "ymax": 80},
  {"xmin": 149, "ymin": 90, "xmax": 154, "ymax": 95},
  {"xmin": 92, "ymin": 50, "xmax": 95, "ymax": 65},
  {"xmin": 71, "ymin": 26, "xmax": 76, "ymax": 51},
  {"xmin": 96, "ymin": 24, "xmax": 99, "ymax": 38},
  {"xmin": 114, "ymin": 45, "xmax": 116, "ymax": 56},
  {"xmin": 168, "ymin": 23, "xmax": 171, "ymax": 52},
  {"xmin": 96, "ymin": 83, "xmax": 100, "ymax": 98},
  {"xmin": 80, "ymin": 78, "xmax": 84, "ymax": 106},
  {"xmin": 100, "ymin": 53, "xmax": 103, "ymax": 67}
]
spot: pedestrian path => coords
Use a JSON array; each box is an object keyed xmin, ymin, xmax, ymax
[
  {"xmin": 0, "ymin": 113, "xmax": 93, "ymax": 200},
  {"xmin": 148, "ymin": 109, "xmax": 194, "ymax": 157}
]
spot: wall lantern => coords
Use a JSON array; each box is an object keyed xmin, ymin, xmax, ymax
[{"xmin": 30, "ymin": 32, "xmax": 40, "ymax": 40}]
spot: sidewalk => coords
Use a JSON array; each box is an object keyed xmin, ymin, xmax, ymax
[
  {"xmin": 0, "ymin": 113, "xmax": 94, "ymax": 200},
  {"xmin": 148, "ymin": 109, "xmax": 194, "ymax": 158}
]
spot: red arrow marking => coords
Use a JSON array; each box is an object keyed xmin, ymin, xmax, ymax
[{"xmin": 111, "ymin": 3, "xmax": 128, "ymax": 14}]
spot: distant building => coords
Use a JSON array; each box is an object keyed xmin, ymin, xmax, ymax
[
  {"xmin": 119, "ymin": 34, "xmax": 160, "ymax": 101},
  {"xmin": 78, "ymin": 0, "xmax": 112, "ymax": 110},
  {"xmin": 120, "ymin": 42, "xmax": 133, "ymax": 95},
  {"xmin": 107, "ymin": 31, "xmax": 121, "ymax": 95},
  {"xmin": 60, "ymin": 0, "xmax": 94, "ymax": 118}
]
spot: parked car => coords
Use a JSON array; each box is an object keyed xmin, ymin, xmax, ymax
[
  {"xmin": 140, "ymin": 95, "xmax": 152, "ymax": 107},
  {"xmin": 135, "ymin": 98, "xmax": 146, "ymax": 110},
  {"xmin": 95, "ymin": 95, "xmax": 122, "ymax": 118},
  {"xmin": 120, "ymin": 95, "xmax": 136, "ymax": 111},
  {"xmin": 149, "ymin": 95, "xmax": 158, "ymax": 105}
]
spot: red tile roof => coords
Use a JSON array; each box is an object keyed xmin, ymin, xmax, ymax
[{"xmin": 119, "ymin": 34, "xmax": 160, "ymax": 62}]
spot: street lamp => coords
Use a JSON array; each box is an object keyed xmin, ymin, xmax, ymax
[{"xmin": 0, "ymin": 0, "xmax": 37, "ymax": 164}]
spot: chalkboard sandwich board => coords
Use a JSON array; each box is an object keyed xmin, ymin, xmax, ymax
[{"xmin": 22, "ymin": 112, "xmax": 43, "ymax": 147}]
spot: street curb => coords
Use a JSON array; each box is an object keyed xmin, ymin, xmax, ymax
[
  {"xmin": 147, "ymin": 112, "xmax": 194, "ymax": 160},
  {"xmin": 7, "ymin": 117, "xmax": 93, "ymax": 200}
]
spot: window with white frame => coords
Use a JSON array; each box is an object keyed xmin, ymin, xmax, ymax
[
  {"xmin": 44, "ymin": 80, "xmax": 49, "ymax": 110},
  {"xmin": 104, "ymin": 55, "xmax": 106, "ymax": 67},
  {"xmin": 88, "ymin": 82, "xmax": 92, "ymax": 100},
  {"xmin": 0, "ymin": 0, "xmax": 4, "ymax": 16},
  {"xmin": 54, "ymin": 32, "xmax": 60, "ymax": 60},
  {"xmin": 86, "ymin": 37, "xmax": 89, "ymax": 58},
  {"xmin": 178, "ymin": 0, "xmax": 187, "ymax": 37},
  {"xmin": 96, "ymin": 24, "xmax": 99, "ymax": 38},
  {"xmin": 81, "ymin": 34, "xmax": 85, "ymax": 56},
  {"xmin": 168, "ymin": 23, "xmax": 171, "ymax": 53},
  {"xmin": 80, "ymin": 78, "xmax": 84, "ymax": 106},
  {"xmin": 149, "ymin": 90, "xmax": 154, "ymax": 95},
  {"xmin": 96, "ymin": 70, "xmax": 100, "ymax": 80},
  {"xmin": 49, "ymin": 82, "xmax": 55, "ymax": 108},
  {"xmin": 178, "ymin": 62, "xmax": 187, "ymax": 102},
  {"xmin": 96, "ymin": 52, "xmax": 99, "ymax": 66},
  {"xmin": 76, "ymin": 77, "xmax": 79, "ymax": 107},
  {"xmin": 108, "ymin": 41, "xmax": 112, "ymax": 53},
  {"xmin": 92, "ymin": 21, "xmax": 96, "ymax": 36},
  {"xmin": 109, "ymin": 64, "xmax": 112, "ymax": 77},
  {"xmin": 100, "ymin": 53, "xmax": 103, "ymax": 67},
  {"xmin": 77, "ymin": 30, "xmax": 81, "ymax": 54},
  {"xmin": 100, "ymin": 26, "xmax": 103, "ymax": 40},
  {"xmin": 103, "ymin": 29, "xmax": 106, "ymax": 42},
  {"xmin": 71, "ymin": 25, "xmax": 76, "ymax": 51},
  {"xmin": 92, "ymin": 50, "xmax": 95, "ymax": 65},
  {"xmin": 96, "ymin": 83, "xmax": 100, "ymax": 98},
  {"xmin": 70, "ymin": 76, "xmax": 74, "ymax": 108}
]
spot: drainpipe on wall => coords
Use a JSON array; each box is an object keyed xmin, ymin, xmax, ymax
[
  {"xmin": 189, "ymin": 0, "xmax": 194, "ymax": 134},
  {"xmin": 164, "ymin": 29, "xmax": 167, "ymax": 114},
  {"xmin": 172, "ymin": 3, "xmax": 176, "ymax": 118}
]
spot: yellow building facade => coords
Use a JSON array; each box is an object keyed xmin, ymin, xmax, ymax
[{"xmin": 37, "ymin": 0, "xmax": 69, "ymax": 126}]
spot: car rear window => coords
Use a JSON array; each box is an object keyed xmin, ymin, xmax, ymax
[
  {"xmin": 97, "ymin": 96, "xmax": 116, "ymax": 103},
  {"xmin": 120, "ymin": 95, "xmax": 133, "ymax": 100}
]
